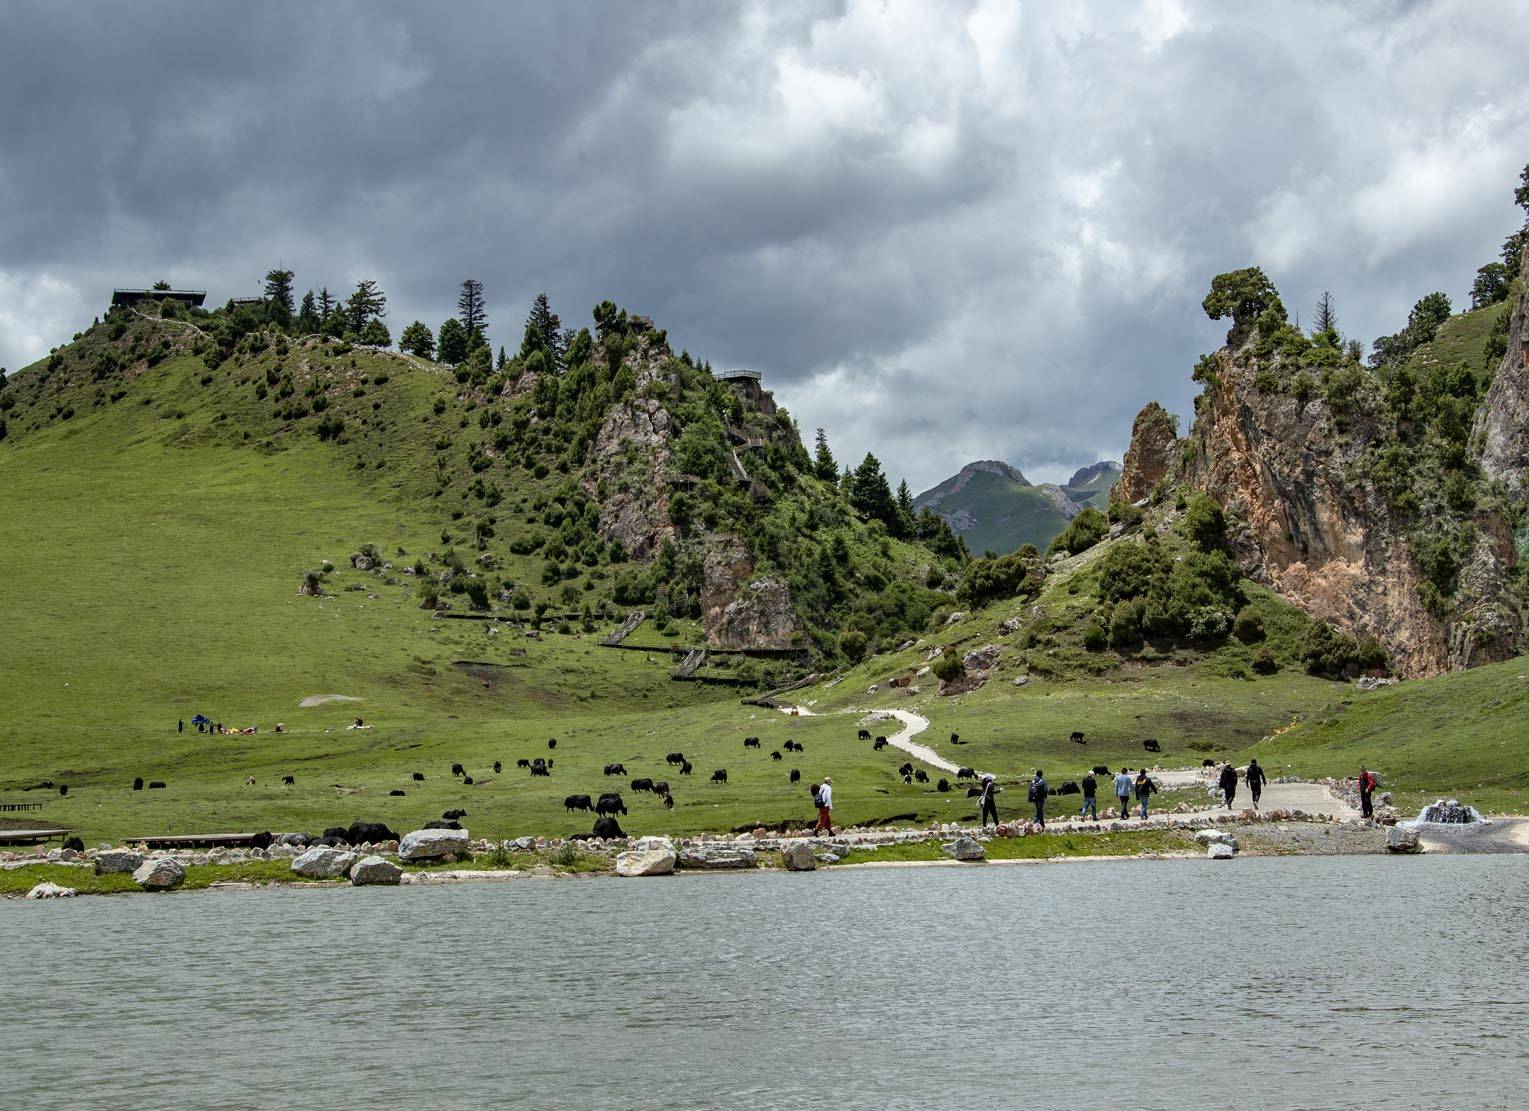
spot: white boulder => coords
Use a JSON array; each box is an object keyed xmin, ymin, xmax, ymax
[
  {"xmin": 943, "ymin": 836, "xmax": 986, "ymax": 862},
  {"xmin": 399, "ymin": 828, "xmax": 471, "ymax": 862},
  {"xmin": 349, "ymin": 855, "xmax": 403, "ymax": 886},
  {"xmin": 1386, "ymin": 827, "xmax": 1422, "ymax": 854},
  {"xmin": 679, "ymin": 846, "xmax": 758, "ymax": 870},
  {"xmin": 1207, "ymin": 843, "xmax": 1236, "ymax": 860},
  {"xmin": 26, "ymin": 881, "xmax": 77, "ymax": 899},
  {"xmin": 132, "ymin": 857, "xmax": 186, "ymax": 890},
  {"xmin": 615, "ymin": 849, "xmax": 677, "ymax": 877},
  {"xmin": 290, "ymin": 846, "xmax": 359, "ymax": 879}
]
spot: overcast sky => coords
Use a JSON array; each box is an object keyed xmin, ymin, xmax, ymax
[{"xmin": 3, "ymin": 1, "xmax": 1527, "ymax": 489}]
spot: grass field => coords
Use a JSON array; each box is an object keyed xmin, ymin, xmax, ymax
[{"xmin": 5, "ymin": 315, "xmax": 1529, "ymax": 842}]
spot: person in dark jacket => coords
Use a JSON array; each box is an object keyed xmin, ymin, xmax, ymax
[
  {"xmin": 1218, "ymin": 762, "xmax": 1238, "ymax": 809},
  {"xmin": 978, "ymin": 774, "xmax": 1000, "ymax": 827},
  {"xmin": 1029, "ymin": 770, "xmax": 1049, "ymax": 828},
  {"xmin": 1134, "ymin": 770, "xmax": 1157, "ymax": 819},
  {"xmin": 1246, "ymin": 759, "xmax": 1267, "ymax": 809},
  {"xmin": 1079, "ymin": 770, "xmax": 1098, "ymax": 820},
  {"xmin": 1358, "ymin": 766, "xmax": 1378, "ymax": 818}
]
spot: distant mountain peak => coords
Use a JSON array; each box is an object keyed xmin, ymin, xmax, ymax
[
  {"xmin": 1066, "ymin": 460, "xmax": 1122, "ymax": 488},
  {"xmin": 960, "ymin": 459, "xmax": 1030, "ymax": 485}
]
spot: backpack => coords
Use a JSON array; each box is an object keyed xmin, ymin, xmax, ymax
[{"xmin": 811, "ymin": 786, "xmax": 823, "ymax": 808}]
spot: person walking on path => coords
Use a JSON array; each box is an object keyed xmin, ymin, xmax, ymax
[
  {"xmin": 978, "ymin": 773, "xmax": 1000, "ymax": 827},
  {"xmin": 1134, "ymin": 769, "xmax": 1157, "ymax": 819},
  {"xmin": 1218, "ymin": 762, "xmax": 1238, "ymax": 809},
  {"xmin": 1079, "ymin": 770, "xmax": 1098, "ymax": 820},
  {"xmin": 1246, "ymin": 759, "xmax": 1267, "ymax": 809},
  {"xmin": 1358, "ymin": 766, "xmax": 1378, "ymax": 819},
  {"xmin": 1114, "ymin": 767, "xmax": 1134, "ymax": 819},
  {"xmin": 1029, "ymin": 769, "xmax": 1049, "ymax": 828},
  {"xmin": 815, "ymin": 776, "xmax": 835, "ymax": 836}
]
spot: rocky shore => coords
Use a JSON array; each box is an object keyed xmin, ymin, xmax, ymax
[{"xmin": 4, "ymin": 796, "xmax": 1435, "ymax": 899}]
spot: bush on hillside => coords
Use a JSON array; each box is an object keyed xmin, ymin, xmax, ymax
[
  {"xmin": 1302, "ymin": 620, "xmax": 1387, "ymax": 679},
  {"xmin": 1096, "ymin": 538, "xmax": 1244, "ymax": 643},
  {"xmin": 1251, "ymin": 645, "xmax": 1278, "ymax": 674},
  {"xmin": 1046, "ymin": 507, "xmax": 1108, "ymax": 558},
  {"xmin": 1180, "ymin": 493, "xmax": 1226, "ymax": 552},
  {"xmin": 1108, "ymin": 599, "xmax": 1143, "ymax": 649},
  {"xmin": 839, "ymin": 629, "xmax": 868, "ymax": 663},
  {"xmin": 1082, "ymin": 618, "xmax": 1109, "ymax": 652},
  {"xmin": 956, "ymin": 550, "xmax": 1044, "ymax": 608},
  {"xmin": 1233, "ymin": 606, "xmax": 1265, "ymax": 643},
  {"xmin": 932, "ymin": 645, "xmax": 965, "ymax": 683}
]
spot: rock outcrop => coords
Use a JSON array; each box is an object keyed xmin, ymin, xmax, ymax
[
  {"xmin": 1112, "ymin": 402, "xmax": 1178, "ymax": 505},
  {"xmin": 290, "ymin": 846, "xmax": 359, "ymax": 879},
  {"xmin": 780, "ymin": 841, "xmax": 816, "ymax": 871},
  {"xmin": 399, "ymin": 828, "xmax": 470, "ymax": 862},
  {"xmin": 132, "ymin": 857, "xmax": 185, "ymax": 890},
  {"xmin": 94, "ymin": 848, "xmax": 144, "ymax": 875},
  {"xmin": 349, "ymin": 855, "xmax": 403, "ymax": 885},
  {"xmin": 615, "ymin": 848, "xmax": 677, "ymax": 877},
  {"xmin": 1473, "ymin": 245, "xmax": 1529, "ymax": 495},
  {"xmin": 700, "ymin": 537, "xmax": 801, "ymax": 649}
]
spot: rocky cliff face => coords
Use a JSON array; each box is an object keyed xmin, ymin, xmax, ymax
[
  {"xmin": 1473, "ymin": 246, "xmax": 1529, "ymax": 496},
  {"xmin": 1111, "ymin": 403, "xmax": 1178, "ymax": 505},
  {"xmin": 1118, "ymin": 344, "xmax": 1519, "ymax": 678}
]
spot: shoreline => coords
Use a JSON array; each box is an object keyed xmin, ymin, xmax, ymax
[{"xmin": 8, "ymin": 810, "xmax": 1527, "ymax": 900}]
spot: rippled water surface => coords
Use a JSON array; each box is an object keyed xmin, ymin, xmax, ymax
[{"xmin": 4, "ymin": 855, "xmax": 1527, "ymax": 1110}]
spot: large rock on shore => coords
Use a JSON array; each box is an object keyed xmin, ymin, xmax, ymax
[
  {"xmin": 781, "ymin": 842, "xmax": 816, "ymax": 871},
  {"xmin": 26, "ymin": 881, "xmax": 77, "ymax": 899},
  {"xmin": 290, "ymin": 846, "xmax": 359, "ymax": 879},
  {"xmin": 615, "ymin": 848, "xmax": 677, "ymax": 877},
  {"xmin": 132, "ymin": 857, "xmax": 186, "ymax": 890},
  {"xmin": 1206, "ymin": 843, "xmax": 1237, "ymax": 860},
  {"xmin": 943, "ymin": 836, "xmax": 986, "ymax": 861},
  {"xmin": 1386, "ymin": 826, "xmax": 1422, "ymax": 854},
  {"xmin": 349, "ymin": 855, "xmax": 403, "ymax": 886},
  {"xmin": 679, "ymin": 846, "xmax": 758, "ymax": 870},
  {"xmin": 399, "ymin": 828, "xmax": 470, "ymax": 862},
  {"xmin": 94, "ymin": 849, "xmax": 144, "ymax": 875}
]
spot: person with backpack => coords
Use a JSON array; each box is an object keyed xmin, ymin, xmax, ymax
[
  {"xmin": 1028, "ymin": 769, "xmax": 1049, "ymax": 828},
  {"xmin": 1218, "ymin": 762, "xmax": 1238, "ymax": 809},
  {"xmin": 1134, "ymin": 769, "xmax": 1157, "ymax": 819},
  {"xmin": 1358, "ymin": 766, "xmax": 1378, "ymax": 818},
  {"xmin": 1246, "ymin": 759, "xmax": 1267, "ymax": 809},
  {"xmin": 814, "ymin": 776, "xmax": 835, "ymax": 836},
  {"xmin": 977, "ymin": 774, "xmax": 1000, "ymax": 827},
  {"xmin": 1079, "ymin": 770, "xmax": 1098, "ymax": 820},
  {"xmin": 1113, "ymin": 767, "xmax": 1134, "ymax": 819}
]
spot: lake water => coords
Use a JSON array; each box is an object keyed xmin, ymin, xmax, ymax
[{"xmin": 3, "ymin": 855, "xmax": 1527, "ymax": 1110}]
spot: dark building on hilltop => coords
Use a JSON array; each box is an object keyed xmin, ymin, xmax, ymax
[{"xmin": 110, "ymin": 288, "xmax": 206, "ymax": 310}]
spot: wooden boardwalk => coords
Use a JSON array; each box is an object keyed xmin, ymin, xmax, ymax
[
  {"xmin": 0, "ymin": 801, "xmax": 45, "ymax": 813},
  {"xmin": 0, "ymin": 828, "xmax": 71, "ymax": 846},
  {"xmin": 125, "ymin": 832, "xmax": 267, "ymax": 849}
]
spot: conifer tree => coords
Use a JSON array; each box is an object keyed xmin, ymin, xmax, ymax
[
  {"xmin": 296, "ymin": 290, "xmax": 318, "ymax": 333},
  {"xmin": 813, "ymin": 428, "xmax": 838, "ymax": 482},
  {"xmin": 263, "ymin": 268, "xmax": 295, "ymax": 326},
  {"xmin": 848, "ymin": 453, "xmax": 897, "ymax": 527},
  {"xmin": 348, "ymin": 279, "xmax": 386, "ymax": 335},
  {"xmin": 400, "ymin": 321, "xmax": 435, "ymax": 360},
  {"xmin": 1313, "ymin": 291, "xmax": 1337, "ymax": 337},
  {"xmin": 437, "ymin": 317, "xmax": 468, "ymax": 364},
  {"xmin": 458, "ymin": 279, "xmax": 487, "ymax": 344},
  {"xmin": 526, "ymin": 293, "xmax": 563, "ymax": 367}
]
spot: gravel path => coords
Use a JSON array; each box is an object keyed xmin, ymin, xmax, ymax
[{"xmin": 864, "ymin": 710, "xmax": 964, "ymax": 774}]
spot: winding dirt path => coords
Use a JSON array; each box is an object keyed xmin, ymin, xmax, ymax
[{"xmin": 865, "ymin": 710, "xmax": 963, "ymax": 774}]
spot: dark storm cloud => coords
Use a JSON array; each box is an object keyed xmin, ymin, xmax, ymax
[{"xmin": 3, "ymin": 0, "xmax": 1527, "ymax": 489}]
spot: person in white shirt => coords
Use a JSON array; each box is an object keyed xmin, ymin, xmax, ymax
[{"xmin": 815, "ymin": 776, "xmax": 834, "ymax": 836}]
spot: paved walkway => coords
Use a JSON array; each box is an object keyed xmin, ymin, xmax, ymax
[{"xmin": 866, "ymin": 709, "xmax": 964, "ymax": 774}]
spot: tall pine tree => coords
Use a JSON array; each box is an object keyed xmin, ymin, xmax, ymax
[
  {"xmin": 458, "ymin": 279, "xmax": 487, "ymax": 345},
  {"xmin": 813, "ymin": 428, "xmax": 838, "ymax": 482},
  {"xmin": 348, "ymin": 279, "xmax": 387, "ymax": 335},
  {"xmin": 263, "ymin": 268, "xmax": 295, "ymax": 326},
  {"xmin": 296, "ymin": 290, "xmax": 318, "ymax": 333},
  {"xmin": 437, "ymin": 317, "xmax": 468, "ymax": 364},
  {"xmin": 848, "ymin": 453, "xmax": 897, "ymax": 527},
  {"xmin": 526, "ymin": 293, "xmax": 563, "ymax": 368}
]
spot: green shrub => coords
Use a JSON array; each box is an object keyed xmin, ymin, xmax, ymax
[
  {"xmin": 840, "ymin": 629, "xmax": 868, "ymax": 662},
  {"xmin": 1082, "ymin": 619, "xmax": 1109, "ymax": 652},
  {"xmin": 1232, "ymin": 606, "xmax": 1265, "ymax": 643},
  {"xmin": 1251, "ymin": 645, "xmax": 1278, "ymax": 674},
  {"xmin": 1108, "ymin": 599, "xmax": 1142, "ymax": 649},
  {"xmin": 1181, "ymin": 493, "xmax": 1226, "ymax": 552},
  {"xmin": 1046, "ymin": 507, "xmax": 1108, "ymax": 558},
  {"xmin": 932, "ymin": 645, "xmax": 964, "ymax": 682}
]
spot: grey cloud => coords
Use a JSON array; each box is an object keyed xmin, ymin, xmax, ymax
[{"xmin": 3, "ymin": 0, "xmax": 1527, "ymax": 491}]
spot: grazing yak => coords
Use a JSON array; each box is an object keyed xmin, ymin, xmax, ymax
[
  {"xmin": 710, "ymin": 769, "xmax": 728, "ymax": 784},
  {"xmin": 133, "ymin": 777, "xmax": 144, "ymax": 791},
  {"xmin": 463, "ymin": 776, "xmax": 475, "ymax": 785},
  {"xmin": 426, "ymin": 820, "xmax": 461, "ymax": 831},
  {"xmin": 663, "ymin": 794, "xmax": 675, "ymax": 810},
  {"xmin": 452, "ymin": 763, "xmax": 465, "ymax": 777},
  {"xmin": 956, "ymin": 767, "xmax": 977, "ymax": 780},
  {"xmin": 902, "ymin": 774, "xmax": 912, "ymax": 784},
  {"xmin": 565, "ymin": 794, "xmax": 593, "ymax": 813},
  {"xmin": 493, "ymin": 761, "xmax": 502, "ymax": 774},
  {"xmin": 966, "ymin": 786, "xmax": 983, "ymax": 798},
  {"xmin": 1070, "ymin": 731, "xmax": 1086, "ymax": 745},
  {"xmin": 249, "ymin": 832, "xmax": 273, "ymax": 851},
  {"xmin": 936, "ymin": 779, "xmax": 950, "ymax": 792},
  {"xmin": 898, "ymin": 762, "xmax": 914, "ymax": 777},
  {"xmin": 517, "ymin": 759, "xmax": 531, "ymax": 769},
  {"xmin": 631, "ymin": 778, "xmax": 655, "ymax": 793},
  {"xmin": 604, "ymin": 763, "xmax": 627, "ymax": 776},
  {"xmin": 345, "ymin": 821, "xmax": 400, "ymax": 845},
  {"xmin": 592, "ymin": 816, "xmax": 625, "ymax": 839},
  {"xmin": 771, "ymin": 750, "xmax": 783, "ymax": 761},
  {"xmin": 1143, "ymin": 739, "xmax": 1162, "ymax": 754},
  {"xmin": 680, "ymin": 761, "xmax": 693, "ymax": 775},
  {"xmin": 873, "ymin": 738, "xmax": 888, "ymax": 750},
  {"xmin": 595, "ymin": 793, "xmax": 627, "ymax": 817},
  {"xmin": 148, "ymin": 781, "xmax": 167, "ymax": 789},
  {"xmin": 666, "ymin": 752, "xmax": 686, "ymax": 766},
  {"xmin": 548, "ymin": 738, "xmax": 557, "ymax": 750},
  {"xmin": 63, "ymin": 836, "xmax": 85, "ymax": 852},
  {"xmin": 388, "ymin": 789, "xmax": 406, "ymax": 797},
  {"xmin": 857, "ymin": 729, "xmax": 871, "ymax": 741},
  {"xmin": 744, "ymin": 737, "xmax": 761, "ymax": 749},
  {"xmin": 950, "ymin": 732, "xmax": 961, "ymax": 744},
  {"xmin": 1202, "ymin": 758, "xmax": 1216, "ymax": 767},
  {"xmin": 442, "ymin": 809, "xmax": 468, "ymax": 820},
  {"xmin": 914, "ymin": 769, "xmax": 929, "ymax": 783},
  {"xmin": 412, "ymin": 772, "xmax": 425, "ymax": 782},
  {"xmin": 1092, "ymin": 765, "xmax": 1111, "ymax": 776},
  {"xmin": 530, "ymin": 764, "xmax": 550, "ymax": 778},
  {"xmin": 653, "ymin": 782, "xmax": 670, "ymax": 796},
  {"xmin": 789, "ymin": 769, "xmax": 801, "ymax": 784},
  {"xmin": 282, "ymin": 775, "xmax": 296, "ymax": 786},
  {"xmin": 1057, "ymin": 781, "xmax": 1081, "ymax": 796}
]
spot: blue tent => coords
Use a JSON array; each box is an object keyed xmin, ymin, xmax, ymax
[{"xmin": 191, "ymin": 713, "xmax": 212, "ymax": 726}]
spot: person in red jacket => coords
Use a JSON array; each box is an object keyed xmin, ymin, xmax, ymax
[{"xmin": 1358, "ymin": 767, "xmax": 1378, "ymax": 818}]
